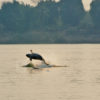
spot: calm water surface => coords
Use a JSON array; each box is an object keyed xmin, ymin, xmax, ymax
[{"xmin": 0, "ymin": 44, "xmax": 100, "ymax": 100}]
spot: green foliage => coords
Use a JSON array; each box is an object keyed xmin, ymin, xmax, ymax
[
  {"xmin": 90, "ymin": 0, "xmax": 100, "ymax": 29},
  {"xmin": 0, "ymin": 0, "xmax": 100, "ymax": 43}
]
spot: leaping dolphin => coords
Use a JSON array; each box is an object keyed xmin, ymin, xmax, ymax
[{"xmin": 26, "ymin": 50, "xmax": 48, "ymax": 65}]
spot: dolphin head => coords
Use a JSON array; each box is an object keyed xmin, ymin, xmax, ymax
[{"xmin": 26, "ymin": 54, "xmax": 31, "ymax": 58}]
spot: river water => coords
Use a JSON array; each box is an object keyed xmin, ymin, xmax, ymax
[{"xmin": 0, "ymin": 44, "xmax": 100, "ymax": 100}]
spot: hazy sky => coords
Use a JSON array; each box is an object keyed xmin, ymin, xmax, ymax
[
  {"xmin": 0, "ymin": 0, "xmax": 93, "ymax": 11},
  {"xmin": 82, "ymin": 0, "xmax": 92, "ymax": 11}
]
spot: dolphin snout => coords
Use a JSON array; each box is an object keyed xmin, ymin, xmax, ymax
[{"xmin": 26, "ymin": 54, "xmax": 31, "ymax": 58}]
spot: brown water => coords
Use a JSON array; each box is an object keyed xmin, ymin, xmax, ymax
[{"xmin": 0, "ymin": 44, "xmax": 100, "ymax": 100}]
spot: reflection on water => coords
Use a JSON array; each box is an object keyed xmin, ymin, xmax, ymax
[{"xmin": 0, "ymin": 44, "xmax": 100, "ymax": 100}]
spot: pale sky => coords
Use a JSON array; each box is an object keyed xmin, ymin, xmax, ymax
[
  {"xmin": 82, "ymin": 0, "xmax": 93, "ymax": 11},
  {"xmin": 0, "ymin": 0, "xmax": 93, "ymax": 11}
]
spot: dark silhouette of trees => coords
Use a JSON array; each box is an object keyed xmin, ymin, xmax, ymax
[{"xmin": 0, "ymin": 0, "xmax": 100, "ymax": 43}]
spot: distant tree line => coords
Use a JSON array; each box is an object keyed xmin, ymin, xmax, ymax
[{"xmin": 0, "ymin": 0, "xmax": 100, "ymax": 43}]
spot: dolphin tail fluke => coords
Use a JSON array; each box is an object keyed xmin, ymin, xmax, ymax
[{"xmin": 42, "ymin": 59, "xmax": 49, "ymax": 65}]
